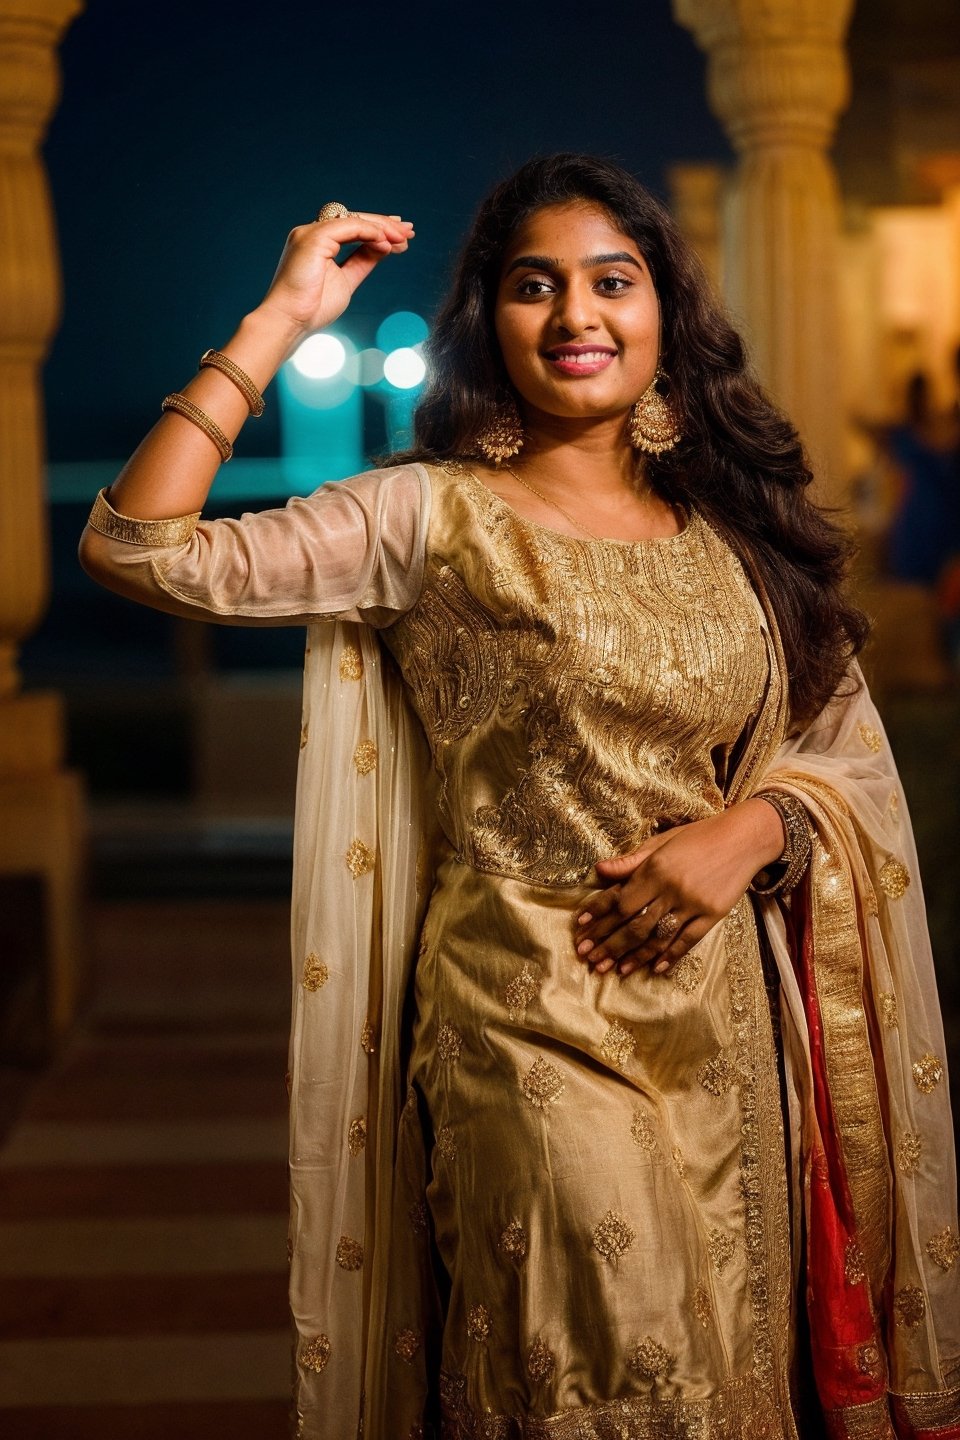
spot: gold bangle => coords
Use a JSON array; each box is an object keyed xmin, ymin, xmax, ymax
[
  {"xmin": 750, "ymin": 791, "xmax": 813, "ymax": 896},
  {"xmin": 199, "ymin": 348, "xmax": 265, "ymax": 417},
  {"xmin": 161, "ymin": 392, "xmax": 233, "ymax": 462},
  {"xmin": 87, "ymin": 488, "xmax": 200, "ymax": 546}
]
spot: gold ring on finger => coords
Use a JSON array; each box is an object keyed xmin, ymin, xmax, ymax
[
  {"xmin": 316, "ymin": 201, "xmax": 355, "ymax": 223},
  {"xmin": 653, "ymin": 910, "xmax": 679, "ymax": 941}
]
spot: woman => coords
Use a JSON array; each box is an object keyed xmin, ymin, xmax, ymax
[{"xmin": 80, "ymin": 155, "xmax": 958, "ymax": 1439}]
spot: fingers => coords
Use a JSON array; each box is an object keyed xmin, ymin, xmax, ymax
[
  {"xmin": 585, "ymin": 901, "xmax": 674, "ymax": 973},
  {"xmin": 619, "ymin": 915, "xmax": 713, "ymax": 978}
]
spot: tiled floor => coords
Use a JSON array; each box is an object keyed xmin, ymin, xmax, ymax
[{"xmin": 0, "ymin": 899, "xmax": 293, "ymax": 1439}]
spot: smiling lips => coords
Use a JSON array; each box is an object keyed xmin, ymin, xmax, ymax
[{"xmin": 543, "ymin": 344, "xmax": 617, "ymax": 377}]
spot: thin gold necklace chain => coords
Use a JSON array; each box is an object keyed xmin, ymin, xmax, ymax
[{"xmin": 500, "ymin": 462, "xmax": 602, "ymax": 540}]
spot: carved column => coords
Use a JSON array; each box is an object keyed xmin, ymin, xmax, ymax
[
  {"xmin": 673, "ymin": 0, "xmax": 854, "ymax": 502},
  {"xmin": 0, "ymin": 0, "xmax": 84, "ymax": 1041},
  {"xmin": 666, "ymin": 162, "xmax": 726, "ymax": 296}
]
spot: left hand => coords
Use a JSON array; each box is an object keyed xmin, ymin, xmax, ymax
[{"xmin": 574, "ymin": 799, "xmax": 785, "ymax": 978}]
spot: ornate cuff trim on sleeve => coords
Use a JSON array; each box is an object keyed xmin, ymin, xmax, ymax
[{"xmin": 86, "ymin": 488, "xmax": 201, "ymax": 547}]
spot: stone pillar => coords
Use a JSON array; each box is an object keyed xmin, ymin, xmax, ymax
[
  {"xmin": 0, "ymin": 0, "xmax": 85, "ymax": 1041},
  {"xmin": 666, "ymin": 162, "xmax": 726, "ymax": 296},
  {"xmin": 673, "ymin": 0, "xmax": 854, "ymax": 503}
]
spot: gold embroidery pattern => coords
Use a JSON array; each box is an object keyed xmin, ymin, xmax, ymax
[
  {"xmin": 345, "ymin": 839, "xmax": 375, "ymax": 878},
  {"xmin": 893, "ymin": 1384, "xmax": 960, "ymax": 1429},
  {"xmin": 600, "ymin": 1021, "xmax": 636, "ymax": 1068},
  {"xmin": 857, "ymin": 1343, "xmax": 882, "ymax": 1380},
  {"xmin": 347, "ymin": 1117, "xmax": 366, "ymax": 1156},
  {"xmin": 87, "ymin": 488, "xmax": 201, "ymax": 546},
  {"xmin": 925, "ymin": 1226, "xmax": 960, "ymax": 1270},
  {"xmin": 626, "ymin": 1336, "xmax": 676, "ymax": 1381},
  {"xmin": 708, "ymin": 1228, "xmax": 736, "ymax": 1275},
  {"xmin": 360, "ymin": 1020, "xmax": 376, "ymax": 1055},
  {"xmin": 697, "ymin": 1053, "xmax": 735, "ymax": 1097},
  {"xmin": 521, "ymin": 1056, "xmax": 565, "ymax": 1108},
  {"xmin": 300, "ymin": 1334, "xmax": 332, "ymax": 1374},
  {"xmin": 912, "ymin": 1053, "xmax": 944, "ymax": 1094},
  {"xmin": 466, "ymin": 1303, "xmax": 491, "ymax": 1343},
  {"xmin": 393, "ymin": 1328, "xmax": 422, "ymax": 1363},
  {"xmin": 591, "ymin": 1209, "xmax": 636, "ymax": 1262},
  {"xmin": 879, "ymin": 857, "xmax": 910, "ymax": 900},
  {"xmin": 339, "ymin": 644, "xmax": 363, "ymax": 680},
  {"xmin": 353, "ymin": 740, "xmax": 378, "ymax": 775},
  {"xmin": 503, "ymin": 963, "xmax": 540, "ymax": 1019},
  {"xmin": 671, "ymin": 948, "xmax": 704, "ymax": 992},
  {"xmin": 527, "ymin": 1337, "xmax": 556, "ymax": 1383},
  {"xmin": 844, "ymin": 1241, "xmax": 866, "ymax": 1286},
  {"xmin": 408, "ymin": 1199, "xmax": 429, "ymax": 1235},
  {"xmin": 436, "ymin": 1126, "xmax": 457, "ymax": 1161},
  {"xmin": 299, "ymin": 723, "xmax": 309, "ymax": 750},
  {"xmin": 301, "ymin": 952, "xmax": 329, "ymax": 992},
  {"xmin": 437, "ymin": 1022, "xmax": 463, "ymax": 1064},
  {"xmin": 498, "ymin": 1219, "xmax": 527, "ymax": 1262},
  {"xmin": 335, "ymin": 1235, "xmax": 363, "ymax": 1271},
  {"xmin": 878, "ymin": 991, "xmax": 899, "ymax": 1029},
  {"xmin": 693, "ymin": 1284, "xmax": 712, "ymax": 1327},
  {"xmin": 858, "ymin": 723, "xmax": 882, "ymax": 753},
  {"xmin": 889, "ymin": 791, "xmax": 900, "ymax": 824},
  {"xmin": 672, "ymin": 1145, "xmax": 686, "ymax": 1179},
  {"xmin": 896, "ymin": 1131, "xmax": 922, "ymax": 1175},
  {"xmin": 630, "ymin": 1109, "xmax": 658, "ymax": 1152},
  {"xmin": 893, "ymin": 1285, "xmax": 926, "ymax": 1327}
]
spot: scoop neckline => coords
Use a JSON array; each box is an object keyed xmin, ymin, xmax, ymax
[{"xmin": 453, "ymin": 464, "xmax": 695, "ymax": 551}]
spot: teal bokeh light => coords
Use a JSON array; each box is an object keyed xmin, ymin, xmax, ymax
[
  {"xmin": 277, "ymin": 331, "xmax": 364, "ymax": 488},
  {"xmin": 375, "ymin": 310, "xmax": 429, "ymax": 353}
]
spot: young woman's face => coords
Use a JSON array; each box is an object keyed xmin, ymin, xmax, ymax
[{"xmin": 494, "ymin": 202, "xmax": 661, "ymax": 425}]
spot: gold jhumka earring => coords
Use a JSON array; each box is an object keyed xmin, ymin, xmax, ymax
[
  {"xmin": 628, "ymin": 367, "xmax": 682, "ymax": 457},
  {"xmin": 473, "ymin": 395, "xmax": 525, "ymax": 465}
]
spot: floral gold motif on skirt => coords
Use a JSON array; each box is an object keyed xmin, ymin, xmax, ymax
[
  {"xmin": 521, "ymin": 1055, "xmax": 565, "ymax": 1108},
  {"xmin": 339, "ymin": 644, "xmax": 363, "ymax": 680},
  {"xmin": 437, "ymin": 1021, "xmax": 463, "ymax": 1064},
  {"xmin": 893, "ymin": 1286, "xmax": 926, "ymax": 1327},
  {"xmin": 707, "ymin": 1228, "xmax": 736, "ymax": 1275},
  {"xmin": 393, "ymin": 1327, "xmax": 422, "ymax": 1363},
  {"xmin": 844, "ymin": 1241, "xmax": 867, "ymax": 1286},
  {"xmin": 925, "ymin": 1226, "xmax": 960, "ymax": 1270},
  {"xmin": 600, "ymin": 1021, "xmax": 636, "ymax": 1068},
  {"xmin": 345, "ymin": 839, "xmax": 375, "ymax": 878},
  {"xmin": 300, "ymin": 1334, "xmax": 332, "ymax": 1373},
  {"xmin": 878, "ymin": 992, "xmax": 899, "ymax": 1029},
  {"xmin": 436, "ymin": 1125, "xmax": 457, "ymax": 1161},
  {"xmin": 858, "ymin": 723, "xmax": 882, "ymax": 753},
  {"xmin": 360, "ymin": 1019, "xmax": 377, "ymax": 1055},
  {"xmin": 498, "ymin": 1219, "xmax": 528, "ymax": 1262},
  {"xmin": 591, "ymin": 1209, "xmax": 636, "ymax": 1262},
  {"xmin": 879, "ymin": 857, "xmax": 910, "ymax": 900},
  {"xmin": 353, "ymin": 739, "xmax": 378, "ymax": 775},
  {"xmin": 912, "ymin": 1053, "xmax": 944, "ymax": 1094},
  {"xmin": 348, "ymin": 1117, "xmax": 366, "ymax": 1155},
  {"xmin": 630, "ymin": 1109, "xmax": 658, "ymax": 1152},
  {"xmin": 503, "ymin": 963, "xmax": 540, "ymax": 1020},
  {"xmin": 626, "ymin": 1336, "xmax": 676, "ymax": 1381},
  {"xmin": 466, "ymin": 1303, "xmax": 491, "ymax": 1343},
  {"xmin": 335, "ymin": 1235, "xmax": 363, "ymax": 1271},
  {"xmin": 527, "ymin": 1337, "xmax": 556, "ymax": 1383},
  {"xmin": 408, "ymin": 1199, "xmax": 429, "ymax": 1235},
  {"xmin": 857, "ymin": 1343, "xmax": 883, "ymax": 1379},
  {"xmin": 670, "ymin": 948, "xmax": 704, "ymax": 992},
  {"xmin": 693, "ymin": 1284, "xmax": 713, "ymax": 1327},
  {"xmin": 301, "ymin": 952, "xmax": 329, "ymax": 991},
  {"xmin": 896, "ymin": 1131, "xmax": 922, "ymax": 1174},
  {"xmin": 697, "ymin": 1053, "xmax": 735, "ymax": 1097}
]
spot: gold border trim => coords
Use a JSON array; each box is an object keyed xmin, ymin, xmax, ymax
[{"xmin": 86, "ymin": 488, "xmax": 200, "ymax": 547}]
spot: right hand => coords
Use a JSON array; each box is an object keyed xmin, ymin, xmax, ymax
[{"xmin": 258, "ymin": 209, "xmax": 415, "ymax": 344}]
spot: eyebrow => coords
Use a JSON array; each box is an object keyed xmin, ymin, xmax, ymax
[{"xmin": 504, "ymin": 251, "xmax": 643, "ymax": 276}]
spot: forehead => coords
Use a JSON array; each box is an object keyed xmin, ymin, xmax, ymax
[{"xmin": 501, "ymin": 202, "xmax": 643, "ymax": 267}]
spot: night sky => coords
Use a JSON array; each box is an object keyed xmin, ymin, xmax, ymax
[{"xmin": 41, "ymin": 0, "xmax": 729, "ymax": 463}]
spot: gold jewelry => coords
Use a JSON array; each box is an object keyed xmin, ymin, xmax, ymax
[
  {"xmin": 628, "ymin": 367, "xmax": 682, "ymax": 456},
  {"xmin": 653, "ymin": 911, "xmax": 679, "ymax": 940},
  {"xmin": 501, "ymin": 463, "xmax": 600, "ymax": 541},
  {"xmin": 199, "ymin": 349, "xmax": 265, "ymax": 417},
  {"xmin": 750, "ymin": 791, "xmax": 813, "ymax": 896},
  {"xmin": 161, "ymin": 393, "xmax": 233, "ymax": 462},
  {"xmin": 316, "ymin": 201, "xmax": 355, "ymax": 222},
  {"xmin": 472, "ymin": 396, "xmax": 524, "ymax": 464},
  {"xmin": 87, "ymin": 488, "xmax": 200, "ymax": 547}
]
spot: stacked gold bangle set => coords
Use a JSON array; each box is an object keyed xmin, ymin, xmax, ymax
[
  {"xmin": 161, "ymin": 348, "xmax": 266, "ymax": 463},
  {"xmin": 750, "ymin": 791, "xmax": 813, "ymax": 895}
]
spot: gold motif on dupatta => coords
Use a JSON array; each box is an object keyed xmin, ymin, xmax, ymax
[
  {"xmin": 708, "ymin": 1228, "xmax": 737, "ymax": 1274},
  {"xmin": 697, "ymin": 1053, "xmax": 736, "ymax": 1097},
  {"xmin": 888, "ymin": 792, "xmax": 900, "ymax": 824},
  {"xmin": 498, "ymin": 1219, "xmax": 528, "ymax": 1262},
  {"xmin": 345, "ymin": 839, "xmax": 375, "ymax": 877},
  {"xmin": 335, "ymin": 1235, "xmax": 363, "ymax": 1271},
  {"xmin": 844, "ymin": 1241, "xmax": 867, "ymax": 1286},
  {"xmin": 348, "ymin": 1117, "xmax": 366, "ymax": 1155},
  {"xmin": 353, "ymin": 739, "xmax": 378, "ymax": 774},
  {"xmin": 360, "ymin": 1020, "xmax": 376, "ymax": 1055},
  {"xmin": 527, "ymin": 1337, "xmax": 556, "ymax": 1383},
  {"xmin": 591, "ymin": 1209, "xmax": 636, "ymax": 1262},
  {"xmin": 878, "ymin": 992, "xmax": 899, "ymax": 1029},
  {"xmin": 672, "ymin": 1146, "xmax": 686, "ymax": 1179},
  {"xmin": 600, "ymin": 1021, "xmax": 636, "ymax": 1068},
  {"xmin": 693, "ymin": 1284, "xmax": 713, "ymax": 1327},
  {"xmin": 301, "ymin": 1334, "xmax": 332, "ymax": 1373},
  {"xmin": 858, "ymin": 724, "xmax": 883, "ymax": 753},
  {"xmin": 339, "ymin": 644, "xmax": 363, "ymax": 680},
  {"xmin": 521, "ymin": 1056, "xmax": 565, "ymax": 1108},
  {"xmin": 437, "ymin": 1022, "xmax": 463, "ymax": 1064},
  {"xmin": 408, "ymin": 1199, "xmax": 429, "ymax": 1235},
  {"xmin": 925, "ymin": 1226, "xmax": 960, "ymax": 1270},
  {"xmin": 503, "ymin": 963, "xmax": 540, "ymax": 1019},
  {"xmin": 394, "ymin": 1327, "xmax": 422, "ymax": 1363},
  {"xmin": 302, "ymin": 952, "xmax": 329, "ymax": 991},
  {"xmin": 912, "ymin": 1054, "xmax": 944, "ymax": 1094},
  {"xmin": 467, "ymin": 1303, "xmax": 492, "ymax": 1342},
  {"xmin": 896, "ymin": 1132, "xmax": 923, "ymax": 1175},
  {"xmin": 436, "ymin": 1126, "xmax": 458, "ymax": 1161},
  {"xmin": 893, "ymin": 1286, "xmax": 926, "ymax": 1326},
  {"xmin": 879, "ymin": 857, "xmax": 910, "ymax": 900},
  {"xmin": 630, "ymin": 1110, "xmax": 658, "ymax": 1153},
  {"xmin": 626, "ymin": 1336, "xmax": 676, "ymax": 1380}
]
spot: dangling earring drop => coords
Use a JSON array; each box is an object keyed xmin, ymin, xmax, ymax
[
  {"xmin": 472, "ymin": 394, "xmax": 525, "ymax": 465},
  {"xmin": 628, "ymin": 367, "xmax": 682, "ymax": 457}
]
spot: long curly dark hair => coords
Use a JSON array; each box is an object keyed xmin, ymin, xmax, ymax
[{"xmin": 390, "ymin": 152, "xmax": 868, "ymax": 727}]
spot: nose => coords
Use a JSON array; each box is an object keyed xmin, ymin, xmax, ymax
[{"xmin": 551, "ymin": 278, "xmax": 599, "ymax": 339}]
